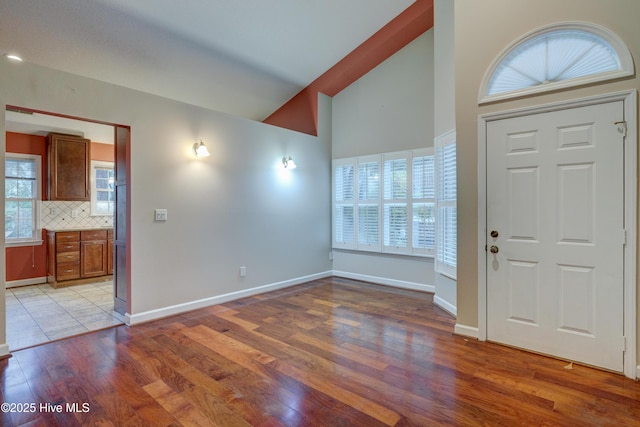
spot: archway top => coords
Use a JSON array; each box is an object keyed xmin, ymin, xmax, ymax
[{"xmin": 479, "ymin": 22, "xmax": 634, "ymax": 104}]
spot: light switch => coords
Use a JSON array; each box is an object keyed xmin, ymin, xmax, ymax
[{"xmin": 154, "ymin": 209, "xmax": 168, "ymax": 221}]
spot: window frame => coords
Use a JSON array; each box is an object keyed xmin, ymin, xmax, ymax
[
  {"xmin": 332, "ymin": 148, "xmax": 436, "ymax": 258},
  {"xmin": 435, "ymin": 130, "xmax": 457, "ymax": 279},
  {"xmin": 478, "ymin": 22, "xmax": 634, "ymax": 104},
  {"xmin": 5, "ymin": 153, "xmax": 42, "ymax": 246},
  {"xmin": 90, "ymin": 160, "xmax": 115, "ymax": 216}
]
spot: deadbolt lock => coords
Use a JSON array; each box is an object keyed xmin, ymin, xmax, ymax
[{"xmin": 490, "ymin": 230, "xmax": 499, "ymax": 238}]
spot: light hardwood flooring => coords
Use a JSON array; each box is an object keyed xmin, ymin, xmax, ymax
[{"xmin": 6, "ymin": 281, "xmax": 125, "ymax": 351}]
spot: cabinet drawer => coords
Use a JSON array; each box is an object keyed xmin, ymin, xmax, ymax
[
  {"xmin": 57, "ymin": 262, "xmax": 80, "ymax": 281},
  {"xmin": 57, "ymin": 242, "xmax": 80, "ymax": 253},
  {"xmin": 57, "ymin": 252, "xmax": 80, "ymax": 263},
  {"xmin": 57, "ymin": 231, "xmax": 80, "ymax": 242},
  {"xmin": 81, "ymin": 230, "xmax": 108, "ymax": 241}
]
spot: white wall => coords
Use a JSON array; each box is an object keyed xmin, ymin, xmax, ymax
[
  {"xmin": 433, "ymin": 0, "xmax": 457, "ymax": 316},
  {"xmin": 331, "ymin": 31, "xmax": 435, "ymax": 292},
  {"xmin": 0, "ymin": 60, "xmax": 333, "ymax": 345}
]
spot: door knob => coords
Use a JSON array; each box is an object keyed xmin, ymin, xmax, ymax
[
  {"xmin": 490, "ymin": 245, "xmax": 499, "ymax": 254},
  {"xmin": 490, "ymin": 230, "xmax": 499, "ymax": 238}
]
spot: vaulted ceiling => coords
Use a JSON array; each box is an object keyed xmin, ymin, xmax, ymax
[{"xmin": 0, "ymin": 0, "xmax": 431, "ymax": 132}]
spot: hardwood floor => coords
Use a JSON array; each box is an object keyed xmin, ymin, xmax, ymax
[{"xmin": 1, "ymin": 276, "xmax": 639, "ymax": 426}]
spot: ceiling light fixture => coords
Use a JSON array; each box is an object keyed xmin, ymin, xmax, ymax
[
  {"xmin": 5, "ymin": 54, "xmax": 23, "ymax": 62},
  {"xmin": 193, "ymin": 140, "xmax": 210, "ymax": 158},
  {"xmin": 282, "ymin": 156, "xmax": 296, "ymax": 169}
]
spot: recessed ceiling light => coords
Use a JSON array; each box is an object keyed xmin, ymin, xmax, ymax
[{"xmin": 5, "ymin": 54, "xmax": 23, "ymax": 62}]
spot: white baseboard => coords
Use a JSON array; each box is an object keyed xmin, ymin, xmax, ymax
[
  {"xmin": 6, "ymin": 277, "xmax": 47, "ymax": 288},
  {"xmin": 454, "ymin": 323, "xmax": 479, "ymax": 339},
  {"xmin": 636, "ymin": 365, "xmax": 640, "ymax": 380},
  {"xmin": 332, "ymin": 270, "xmax": 435, "ymax": 293},
  {"xmin": 127, "ymin": 271, "xmax": 333, "ymax": 325},
  {"xmin": 434, "ymin": 295, "xmax": 457, "ymax": 317},
  {"xmin": 0, "ymin": 343, "xmax": 11, "ymax": 358}
]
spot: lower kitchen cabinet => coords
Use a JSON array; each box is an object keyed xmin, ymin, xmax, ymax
[{"xmin": 47, "ymin": 229, "xmax": 113, "ymax": 288}]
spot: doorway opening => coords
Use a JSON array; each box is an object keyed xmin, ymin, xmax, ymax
[{"xmin": 4, "ymin": 107, "xmax": 130, "ymax": 350}]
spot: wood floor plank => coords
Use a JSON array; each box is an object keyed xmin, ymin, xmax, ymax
[{"xmin": 2, "ymin": 277, "xmax": 639, "ymax": 426}]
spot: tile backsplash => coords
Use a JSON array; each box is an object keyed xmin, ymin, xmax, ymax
[{"xmin": 42, "ymin": 201, "xmax": 113, "ymax": 230}]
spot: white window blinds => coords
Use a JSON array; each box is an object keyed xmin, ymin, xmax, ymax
[
  {"xmin": 357, "ymin": 158, "xmax": 380, "ymax": 251},
  {"xmin": 412, "ymin": 150, "xmax": 435, "ymax": 256},
  {"xmin": 333, "ymin": 160, "xmax": 355, "ymax": 249},
  {"xmin": 383, "ymin": 154, "xmax": 408, "ymax": 253},
  {"xmin": 435, "ymin": 130, "xmax": 457, "ymax": 278},
  {"xmin": 332, "ymin": 148, "xmax": 436, "ymax": 257}
]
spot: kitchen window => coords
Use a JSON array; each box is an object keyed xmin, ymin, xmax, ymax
[
  {"xmin": 5, "ymin": 154, "xmax": 41, "ymax": 245},
  {"xmin": 90, "ymin": 161, "xmax": 115, "ymax": 216}
]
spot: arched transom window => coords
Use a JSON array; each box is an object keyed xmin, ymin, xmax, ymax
[{"xmin": 479, "ymin": 22, "xmax": 634, "ymax": 103}]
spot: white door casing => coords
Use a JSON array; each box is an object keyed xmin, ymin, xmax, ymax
[{"xmin": 479, "ymin": 92, "xmax": 637, "ymax": 376}]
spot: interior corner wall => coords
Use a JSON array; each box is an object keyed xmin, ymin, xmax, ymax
[
  {"xmin": 433, "ymin": 0, "xmax": 457, "ymax": 316},
  {"xmin": 0, "ymin": 60, "xmax": 332, "ymax": 329},
  {"xmin": 454, "ymin": 0, "xmax": 640, "ymax": 356},
  {"xmin": 331, "ymin": 30, "xmax": 435, "ymax": 291}
]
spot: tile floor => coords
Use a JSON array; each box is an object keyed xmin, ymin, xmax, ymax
[{"xmin": 6, "ymin": 281, "xmax": 125, "ymax": 351}]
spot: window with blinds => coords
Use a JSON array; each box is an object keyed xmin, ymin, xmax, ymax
[
  {"xmin": 332, "ymin": 148, "xmax": 436, "ymax": 257},
  {"xmin": 333, "ymin": 160, "xmax": 355, "ymax": 249},
  {"xmin": 383, "ymin": 154, "xmax": 408, "ymax": 253},
  {"xmin": 358, "ymin": 157, "xmax": 380, "ymax": 251},
  {"xmin": 435, "ymin": 130, "xmax": 457, "ymax": 278},
  {"xmin": 412, "ymin": 149, "xmax": 435, "ymax": 256},
  {"xmin": 6, "ymin": 154, "xmax": 41, "ymax": 243}
]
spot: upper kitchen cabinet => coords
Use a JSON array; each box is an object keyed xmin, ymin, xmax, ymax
[{"xmin": 47, "ymin": 133, "xmax": 91, "ymax": 201}]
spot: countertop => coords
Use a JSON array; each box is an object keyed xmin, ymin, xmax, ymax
[{"xmin": 45, "ymin": 227, "xmax": 113, "ymax": 232}]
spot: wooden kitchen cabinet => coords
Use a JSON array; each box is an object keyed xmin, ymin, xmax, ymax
[
  {"xmin": 47, "ymin": 229, "xmax": 113, "ymax": 288},
  {"xmin": 47, "ymin": 133, "xmax": 91, "ymax": 201},
  {"xmin": 81, "ymin": 230, "xmax": 108, "ymax": 278}
]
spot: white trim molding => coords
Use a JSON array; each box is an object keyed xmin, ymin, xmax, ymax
[
  {"xmin": 6, "ymin": 277, "xmax": 47, "ymax": 288},
  {"xmin": 127, "ymin": 271, "xmax": 333, "ymax": 325},
  {"xmin": 478, "ymin": 90, "xmax": 637, "ymax": 379},
  {"xmin": 332, "ymin": 270, "xmax": 435, "ymax": 294},
  {"xmin": 0, "ymin": 344, "xmax": 10, "ymax": 359},
  {"xmin": 434, "ymin": 295, "xmax": 456, "ymax": 317},
  {"xmin": 454, "ymin": 324, "xmax": 479, "ymax": 339}
]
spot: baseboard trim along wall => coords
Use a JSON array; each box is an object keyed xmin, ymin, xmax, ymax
[
  {"xmin": 126, "ymin": 271, "xmax": 333, "ymax": 325},
  {"xmin": 6, "ymin": 277, "xmax": 47, "ymax": 289},
  {"xmin": 454, "ymin": 324, "xmax": 479, "ymax": 339},
  {"xmin": 637, "ymin": 365, "xmax": 640, "ymax": 380},
  {"xmin": 0, "ymin": 343, "xmax": 10, "ymax": 359},
  {"xmin": 434, "ymin": 295, "xmax": 457, "ymax": 317},
  {"xmin": 332, "ymin": 270, "xmax": 435, "ymax": 293}
]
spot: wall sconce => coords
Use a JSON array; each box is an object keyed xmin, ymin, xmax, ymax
[
  {"xmin": 193, "ymin": 140, "xmax": 210, "ymax": 157},
  {"xmin": 282, "ymin": 156, "xmax": 296, "ymax": 169}
]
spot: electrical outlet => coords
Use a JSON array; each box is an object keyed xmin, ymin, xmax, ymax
[{"xmin": 239, "ymin": 266, "xmax": 246, "ymax": 277}]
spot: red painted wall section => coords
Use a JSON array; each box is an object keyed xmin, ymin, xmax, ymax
[
  {"xmin": 263, "ymin": 0, "xmax": 434, "ymax": 136},
  {"xmin": 6, "ymin": 132, "xmax": 48, "ymax": 283},
  {"xmin": 91, "ymin": 142, "xmax": 115, "ymax": 162}
]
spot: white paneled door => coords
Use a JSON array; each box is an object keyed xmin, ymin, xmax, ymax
[{"xmin": 486, "ymin": 101, "xmax": 625, "ymax": 372}]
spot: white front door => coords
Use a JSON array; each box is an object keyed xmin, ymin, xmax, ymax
[{"xmin": 486, "ymin": 101, "xmax": 625, "ymax": 372}]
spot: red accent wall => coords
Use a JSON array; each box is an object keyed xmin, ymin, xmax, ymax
[
  {"xmin": 263, "ymin": 0, "xmax": 434, "ymax": 136},
  {"xmin": 91, "ymin": 142, "xmax": 115, "ymax": 162},
  {"xmin": 6, "ymin": 132, "xmax": 48, "ymax": 283}
]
